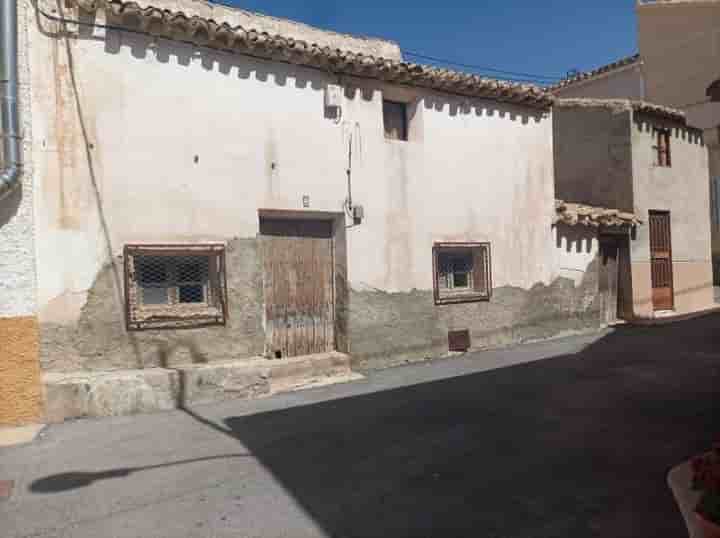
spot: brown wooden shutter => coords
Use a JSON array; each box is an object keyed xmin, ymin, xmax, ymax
[
  {"xmin": 649, "ymin": 211, "xmax": 674, "ymax": 310},
  {"xmin": 472, "ymin": 246, "xmax": 490, "ymax": 297}
]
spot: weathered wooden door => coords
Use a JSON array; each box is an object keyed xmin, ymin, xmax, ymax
[
  {"xmin": 599, "ymin": 237, "xmax": 620, "ymax": 324},
  {"xmin": 649, "ymin": 211, "xmax": 674, "ymax": 311},
  {"xmin": 260, "ymin": 218, "xmax": 335, "ymax": 359}
]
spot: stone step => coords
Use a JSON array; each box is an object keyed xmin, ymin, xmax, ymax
[{"xmin": 43, "ymin": 352, "xmax": 357, "ymax": 424}]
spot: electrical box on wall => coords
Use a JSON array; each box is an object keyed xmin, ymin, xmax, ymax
[
  {"xmin": 352, "ymin": 205, "xmax": 364, "ymax": 225},
  {"xmin": 325, "ymin": 84, "xmax": 343, "ymax": 109}
]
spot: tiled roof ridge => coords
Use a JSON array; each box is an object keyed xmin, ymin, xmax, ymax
[
  {"xmin": 555, "ymin": 200, "xmax": 642, "ymax": 228},
  {"xmin": 67, "ymin": 0, "xmax": 554, "ymax": 109},
  {"xmin": 555, "ymin": 98, "xmax": 687, "ymax": 124},
  {"xmin": 550, "ymin": 53, "xmax": 641, "ymax": 92}
]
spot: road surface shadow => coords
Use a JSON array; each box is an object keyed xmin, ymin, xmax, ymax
[
  {"xmin": 223, "ymin": 317, "xmax": 720, "ymax": 537},
  {"xmin": 31, "ymin": 314, "xmax": 720, "ymax": 537}
]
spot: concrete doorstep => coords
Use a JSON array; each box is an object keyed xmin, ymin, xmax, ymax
[
  {"xmin": 43, "ymin": 352, "xmax": 361, "ymax": 424},
  {"xmin": 628, "ymin": 305, "xmax": 720, "ymax": 327}
]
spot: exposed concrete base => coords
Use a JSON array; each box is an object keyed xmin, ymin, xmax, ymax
[
  {"xmin": 631, "ymin": 261, "xmax": 715, "ymax": 318},
  {"xmin": 43, "ymin": 353, "xmax": 357, "ymax": 423},
  {"xmin": 0, "ymin": 424, "xmax": 45, "ymax": 448},
  {"xmin": 628, "ymin": 305, "xmax": 720, "ymax": 326}
]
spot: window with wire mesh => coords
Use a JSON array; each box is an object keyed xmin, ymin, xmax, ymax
[
  {"xmin": 433, "ymin": 242, "xmax": 492, "ymax": 305},
  {"xmin": 124, "ymin": 244, "xmax": 228, "ymax": 330}
]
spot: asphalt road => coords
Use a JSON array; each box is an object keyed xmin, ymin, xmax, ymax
[{"xmin": 2, "ymin": 317, "xmax": 719, "ymax": 538}]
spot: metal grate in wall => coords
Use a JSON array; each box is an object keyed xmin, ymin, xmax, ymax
[{"xmin": 124, "ymin": 244, "xmax": 228, "ymax": 331}]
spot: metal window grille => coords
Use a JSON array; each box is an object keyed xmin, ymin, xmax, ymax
[
  {"xmin": 124, "ymin": 244, "xmax": 228, "ymax": 331},
  {"xmin": 433, "ymin": 242, "xmax": 492, "ymax": 305}
]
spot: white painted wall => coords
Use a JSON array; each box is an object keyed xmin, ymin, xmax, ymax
[
  {"xmin": 554, "ymin": 66, "xmax": 645, "ymax": 101},
  {"xmin": 29, "ymin": 3, "xmax": 564, "ymax": 325},
  {"xmin": 0, "ymin": 0, "xmax": 36, "ymax": 319},
  {"xmin": 638, "ymin": 0, "xmax": 720, "ymax": 131},
  {"xmin": 553, "ymin": 226, "xmax": 599, "ymax": 286}
]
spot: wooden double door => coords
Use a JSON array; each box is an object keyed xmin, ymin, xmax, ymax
[
  {"xmin": 260, "ymin": 217, "xmax": 336, "ymax": 359},
  {"xmin": 599, "ymin": 235, "xmax": 630, "ymax": 324},
  {"xmin": 649, "ymin": 211, "xmax": 674, "ymax": 311}
]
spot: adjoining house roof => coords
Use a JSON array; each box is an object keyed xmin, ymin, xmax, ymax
[
  {"xmin": 550, "ymin": 54, "xmax": 641, "ymax": 93},
  {"xmin": 554, "ymin": 98, "xmax": 687, "ymax": 124},
  {"xmin": 638, "ymin": 0, "xmax": 720, "ymax": 8},
  {"xmin": 708, "ymin": 78, "xmax": 720, "ymax": 102},
  {"xmin": 555, "ymin": 200, "xmax": 642, "ymax": 228},
  {"xmin": 66, "ymin": 0, "xmax": 554, "ymax": 109}
]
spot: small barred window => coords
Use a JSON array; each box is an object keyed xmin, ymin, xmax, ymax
[
  {"xmin": 124, "ymin": 244, "xmax": 228, "ymax": 330},
  {"xmin": 433, "ymin": 242, "xmax": 492, "ymax": 305}
]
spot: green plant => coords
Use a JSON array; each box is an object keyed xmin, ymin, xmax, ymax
[{"xmin": 693, "ymin": 442, "xmax": 720, "ymax": 524}]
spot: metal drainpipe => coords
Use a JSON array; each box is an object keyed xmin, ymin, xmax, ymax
[{"xmin": 0, "ymin": 0, "xmax": 21, "ymax": 201}]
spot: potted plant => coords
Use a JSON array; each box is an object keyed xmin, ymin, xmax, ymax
[{"xmin": 692, "ymin": 443, "xmax": 720, "ymax": 537}]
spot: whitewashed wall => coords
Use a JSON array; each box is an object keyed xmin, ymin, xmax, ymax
[{"xmin": 29, "ymin": 3, "xmax": 561, "ymax": 326}]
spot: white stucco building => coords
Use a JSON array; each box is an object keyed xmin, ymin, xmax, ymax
[
  {"xmin": 1, "ymin": 0, "xmax": 686, "ymax": 425},
  {"xmin": 553, "ymin": 0, "xmax": 720, "ymax": 281}
]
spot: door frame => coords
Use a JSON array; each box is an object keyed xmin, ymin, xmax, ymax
[
  {"xmin": 598, "ymin": 232, "xmax": 632, "ymax": 323},
  {"xmin": 258, "ymin": 209, "xmax": 349, "ymax": 355},
  {"xmin": 649, "ymin": 210, "xmax": 674, "ymax": 312}
]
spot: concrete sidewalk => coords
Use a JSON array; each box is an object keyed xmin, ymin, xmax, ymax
[{"xmin": 1, "ymin": 318, "xmax": 718, "ymax": 537}]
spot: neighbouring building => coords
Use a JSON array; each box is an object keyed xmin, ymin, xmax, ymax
[
  {"xmin": 0, "ymin": 0, "xmax": 709, "ymax": 425},
  {"xmin": 554, "ymin": 99, "xmax": 713, "ymax": 318},
  {"xmin": 552, "ymin": 0, "xmax": 720, "ymax": 281}
]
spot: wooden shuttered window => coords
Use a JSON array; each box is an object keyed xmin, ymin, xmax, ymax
[
  {"xmin": 433, "ymin": 243, "xmax": 492, "ymax": 305},
  {"xmin": 383, "ymin": 100, "xmax": 408, "ymax": 141},
  {"xmin": 654, "ymin": 128, "xmax": 672, "ymax": 167}
]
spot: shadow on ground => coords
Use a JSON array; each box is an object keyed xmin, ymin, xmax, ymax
[{"xmin": 32, "ymin": 315, "xmax": 720, "ymax": 538}]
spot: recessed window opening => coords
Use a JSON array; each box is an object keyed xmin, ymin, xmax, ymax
[
  {"xmin": 383, "ymin": 99, "xmax": 408, "ymax": 141},
  {"xmin": 654, "ymin": 128, "xmax": 672, "ymax": 167},
  {"xmin": 125, "ymin": 244, "xmax": 227, "ymax": 330},
  {"xmin": 433, "ymin": 242, "xmax": 492, "ymax": 305}
]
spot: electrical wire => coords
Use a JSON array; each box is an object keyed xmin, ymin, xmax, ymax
[
  {"xmin": 36, "ymin": 4, "xmax": 557, "ymax": 90},
  {"xmin": 403, "ymin": 50, "xmax": 563, "ymax": 82}
]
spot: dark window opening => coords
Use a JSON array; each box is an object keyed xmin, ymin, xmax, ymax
[
  {"xmin": 433, "ymin": 243, "xmax": 492, "ymax": 305},
  {"xmin": 383, "ymin": 100, "xmax": 408, "ymax": 141},
  {"xmin": 177, "ymin": 258, "xmax": 209, "ymax": 304}
]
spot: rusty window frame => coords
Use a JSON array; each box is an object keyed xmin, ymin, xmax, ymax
[
  {"xmin": 654, "ymin": 128, "xmax": 672, "ymax": 167},
  {"xmin": 383, "ymin": 100, "xmax": 408, "ymax": 141},
  {"xmin": 124, "ymin": 244, "xmax": 228, "ymax": 331},
  {"xmin": 433, "ymin": 242, "xmax": 492, "ymax": 305}
]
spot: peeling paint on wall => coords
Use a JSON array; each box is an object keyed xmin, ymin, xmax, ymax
[
  {"xmin": 350, "ymin": 259, "xmax": 601, "ymax": 371},
  {"xmin": 40, "ymin": 238, "xmax": 264, "ymax": 372}
]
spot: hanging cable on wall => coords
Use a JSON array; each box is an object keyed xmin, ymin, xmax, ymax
[{"xmin": 342, "ymin": 122, "xmax": 363, "ymax": 227}]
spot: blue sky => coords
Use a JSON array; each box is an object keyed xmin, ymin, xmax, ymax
[{"xmin": 217, "ymin": 0, "xmax": 638, "ymax": 85}]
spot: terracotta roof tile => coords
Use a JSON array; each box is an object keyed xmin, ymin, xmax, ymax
[
  {"xmin": 555, "ymin": 200, "xmax": 642, "ymax": 228},
  {"xmin": 555, "ymin": 98, "xmax": 687, "ymax": 124},
  {"xmin": 69, "ymin": 0, "xmax": 553, "ymax": 109},
  {"xmin": 550, "ymin": 54, "xmax": 641, "ymax": 93}
]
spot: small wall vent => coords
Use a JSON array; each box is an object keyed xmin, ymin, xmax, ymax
[{"xmin": 448, "ymin": 329, "xmax": 471, "ymax": 352}]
